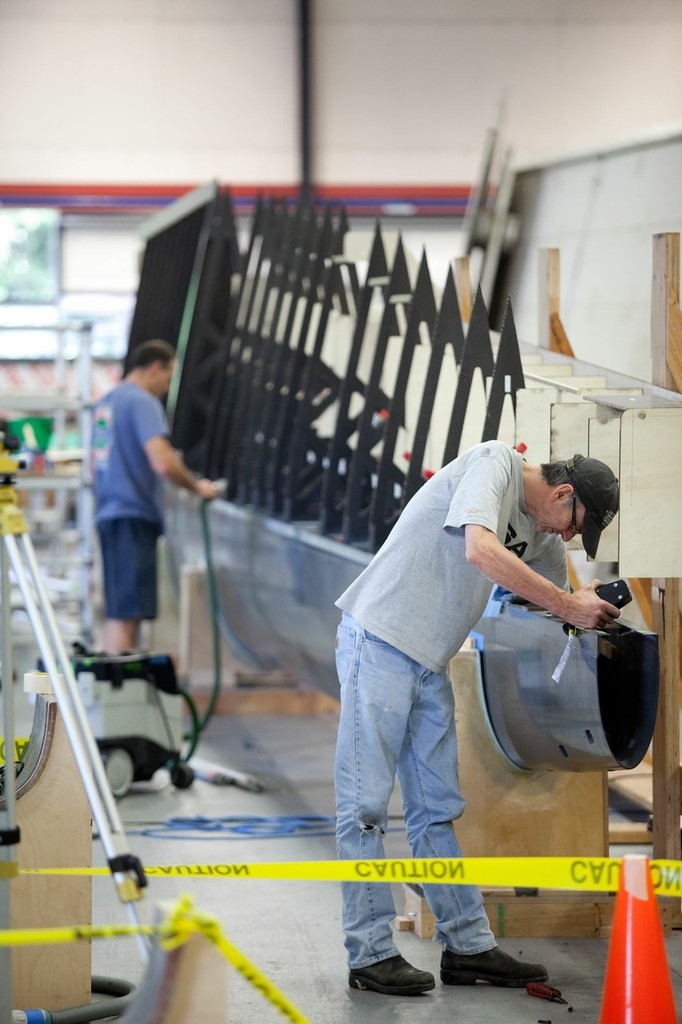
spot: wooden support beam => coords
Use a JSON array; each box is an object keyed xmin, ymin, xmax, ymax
[
  {"xmin": 538, "ymin": 249, "xmax": 575, "ymax": 356},
  {"xmin": 454, "ymin": 256, "xmax": 473, "ymax": 324},
  {"xmin": 538, "ymin": 248, "xmax": 560, "ymax": 349},
  {"xmin": 649, "ymin": 234, "xmax": 682, "ymax": 887},
  {"xmin": 403, "ymin": 884, "xmax": 615, "ymax": 939},
  {"xmin": 652, "ymin": 233, "xmax": 682, "ymax": 392},
  {"xmin": 196, "ymin": 687, "xmax": 340, "ymax": 716},
  {"xmin": 550, "ymin": 311, "xmax": 576, "ymax": 357},
  {"xmin": 651, "ymin": 576, "xmax": 681, "ymax": 862},
  {"xmin": 566, "ymin": 556, "xmax": 580, "ymax": 594},
  {"xmin": 628, "ymin": 577, "xmax": 653, "ymax": 631},
  {"xmin": 608, "ymin": 822, "xmax": 651, "ymax": 846}
]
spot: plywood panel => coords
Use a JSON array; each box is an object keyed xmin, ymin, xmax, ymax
[
  {"xmin": 619, "ymin": 407, "xmax": 682, "ymax": 576},
  {"xmin": 587, "ymin": 416, "xmax": 621, "ymax": 563},
  {"xmin": 451, "ymin": 650, "xmax": 608, "ymax": 860},
  {"xmin": 11, "ymin": 699, "xmax": 92, "ymax": 1010}
]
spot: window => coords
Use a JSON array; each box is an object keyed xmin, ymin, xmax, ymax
[{"xmin": 0, "ymin": 208, "xmax": 60, "ymax": 305}]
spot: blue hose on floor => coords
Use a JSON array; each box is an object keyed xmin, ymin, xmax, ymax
[{"xmin": 14, "ymin": 974, "xmax": 137, "ymax": 1023}]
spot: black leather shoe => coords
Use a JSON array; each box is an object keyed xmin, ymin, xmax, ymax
[
  {"xmin": 440, "ymin": 946, "xmax": 548, "ymax": 988},
  {"xmin": 349, "ymin": 954, "xmax": 435, "ymax": 995}
]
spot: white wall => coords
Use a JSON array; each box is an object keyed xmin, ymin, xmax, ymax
[
  {"xmin": 0, "ymin": 0, "xmax": 681, "ymax": 185},
  {"xmin": 315, "ymin": 0, "xmax": 682, "ymax": 183},
  {"xmin": 1, "ymin": 1, "xmax": 682, "ymax": 372},
  {"xmin": 61, "ymin": 224, "xmax": 141, "ymax": 293},
  {"xmin": 0, "ymin": 0, "xmax": 298, "ymax": 183},
  {"xmin": 499, "ymin": 135, "xmax": 682, "ymax": 383}
]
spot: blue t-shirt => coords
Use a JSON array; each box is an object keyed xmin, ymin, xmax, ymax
[
  {"xmin": 336, "ymin": 441, "xmax": 569, "ymax": 672},
  {"xmin": 92, "ymin": 381, "xmax": 169, "ymax": 530}
]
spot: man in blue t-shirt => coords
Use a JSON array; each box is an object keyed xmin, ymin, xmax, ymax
[{"xmin": 93, "ymin": 339, "xmax": 218, "ymax": 653}]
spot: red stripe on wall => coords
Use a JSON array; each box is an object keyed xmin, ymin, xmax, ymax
[{"xmin": 0, "ymin": 182, "xmax": 473, "ymax": 217}]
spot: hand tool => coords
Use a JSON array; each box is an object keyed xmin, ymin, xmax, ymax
[
  {"xmin": 595, "ymin": 578, "xmax": 632, "ymax": 607},
  {"xmin": 526, "ymin": 981, "xmax": 569, "ymax": 1004}
]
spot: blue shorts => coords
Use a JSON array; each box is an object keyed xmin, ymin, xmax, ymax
[{"xmin": 98, "ymin": 518, "xmax": 161, "ymax": 621}]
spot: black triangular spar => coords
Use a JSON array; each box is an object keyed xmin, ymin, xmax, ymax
[
  {"xmin": 266, "ymin": 205, "xmax": 346, "ymax": 514},
  {"xmin": 248, "ymin": 202, "xmax": 321, "ymax": 508},
  {"xmin": 222, "ymin": 199, "xmax": 295, "ymax": 499},
  {"xmin": 341, "ymin": 236, "xmax": 414, "ymax": 544},
  {"xmin": 370, "ymin": 249, "xmax": 438, "ymax": 550},
  {"xmin": 481, "ymin": 297, "xmax": 525, "ymax": 443},
  {"xmin": 253, "ymin": 202, "xmax": 328, "ymax": 502},
  {"xmin": 441, "ymin": 285, "xmax": 495, "ymax": 464},
  {"xmin": 403, "ymin": 264, "xmax": 466, "ymax": 504},
  {"xmin": 319, "ymin": 222, "xmax": 391, "ymax": 535},
  {"xmin": 205, "ymin": 193, "xmax": 269, "ymax": 479},
  {"xmin": 168, "ymin": 190, "xmax": 240, "ymax": 470},
  {"xmin": 234, "ymin": 201, "xmax": 316, "ymax": 503},
  {"xmin": 182, "ymin": 193, "xmax": 245, "ymax": 474},
  {"xmin": 282, "ymin": 254, "xmax": 360, "ymax": 521}
]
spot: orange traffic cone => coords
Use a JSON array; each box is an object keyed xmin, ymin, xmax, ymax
[{"xmin": 599, "ymin": 855, "xmax": 677, "ymax": 1023}]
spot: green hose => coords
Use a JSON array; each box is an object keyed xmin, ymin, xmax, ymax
[
  {"xmin": 178, "ymin": 497, "xmax": 222, "ymax": 762},
  {"xmin": 197, "ymin": 497, "xmax": 222, "ymax": 729},
  {"xmin": 178, "ymin": 688, "xmax": 202, "ymax": 761}
]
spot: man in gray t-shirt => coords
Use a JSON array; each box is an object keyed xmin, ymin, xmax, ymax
[{"xmin": 335, "ymin": 440, "xmax": 621, "ymax": 996}]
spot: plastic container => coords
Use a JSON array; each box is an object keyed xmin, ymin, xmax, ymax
[{"xmin": 8, "ymin": 417, "xmax": 54, "ymax": 453}]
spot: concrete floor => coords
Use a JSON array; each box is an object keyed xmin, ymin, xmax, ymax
[
  {"xmin": 7, "ymin": 678, "xmax": 682, "ymax": 1023},
  {"xmin": 6, "ymin": 537, "xmax": 682, "ymax": 1023},
  {"xmin": 78, "ymin": 710, "xmax": 681, "ymax": 1024}
]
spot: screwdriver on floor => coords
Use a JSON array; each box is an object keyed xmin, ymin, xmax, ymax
[{"xmin": 526, "ymin": 981, "xmax": 569, "ymax": 1004}]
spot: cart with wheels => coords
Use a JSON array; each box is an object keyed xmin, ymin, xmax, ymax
[{"xmin": 71, "ymin": 651, "xmax": 193, "ymax": 798}]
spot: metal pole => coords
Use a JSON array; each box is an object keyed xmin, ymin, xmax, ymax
[
  {"xmin": 5, "ymin": 532, "xmax": 149, "ymax": 955},
  {"xmin": 298, "ymin": 0, "xmax": 313, "ymax": 204},
  {"xmin": 0, "ymin": 443, "xmax": 150, "ymax": 957},
  {"xmin": 0, "ymin": 537, "xmax": 18, "ymax": 1022},
  {"xmin": 76, "ymin": 322, "xmax": 95, "ymax": 647}
]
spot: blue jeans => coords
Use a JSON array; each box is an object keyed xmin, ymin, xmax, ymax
[{"xmin": 334, "ymin": 612, "xmax": 495, "ymax": 968}]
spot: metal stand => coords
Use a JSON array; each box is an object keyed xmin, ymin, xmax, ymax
[
  {"xmin": 0, "ymin": 321, "xmax": 97, "ymax": 648},
  {"xmin": 0, "ymin": 438, "xmax": 149, "ymax": 1022}
]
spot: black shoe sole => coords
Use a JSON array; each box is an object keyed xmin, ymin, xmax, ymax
[
  {"xmin": 349, "ymin": 975, "xmax": 435, "ymax": 995},
  {"xmin": 441, "ymin": 970, "xmax": 548, "ymax": 988}
]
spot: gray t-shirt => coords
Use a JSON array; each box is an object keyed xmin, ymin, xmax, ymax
[{"xmin": 336, "ymin": 441, "xmax": 568, "ymax": 672}]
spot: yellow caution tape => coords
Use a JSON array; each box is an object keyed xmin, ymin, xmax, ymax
[
  {"xmin": 0, "ymin": 894, "xmax": 310, "ymax": 1024},
  {"xmin": 162, "ymin": 894, "xmax": 310, "ymax": 1024},
  {"xmin": 18, "ymin": 856, "xmax": 682, "ymax": 896},
  {"xmin": 0, "ymin": 922, "xmax": 157, "ymax": 946},
  {"xmin": 0, "ymin": 737, "xmax": 30, "ymax": 766},
  {"xmin": 6, "ymin": 856, "xmax": 682, "ymax": 1023}
]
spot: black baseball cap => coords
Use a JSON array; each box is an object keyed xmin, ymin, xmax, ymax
[{"xmin": 565, "ymin": 454, "xmax": 619, "ymax": 558}]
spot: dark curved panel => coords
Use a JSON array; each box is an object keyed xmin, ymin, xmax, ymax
[{"xmin": 475, "ymin": 599, "xmax": 659, "ymax": 772}]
